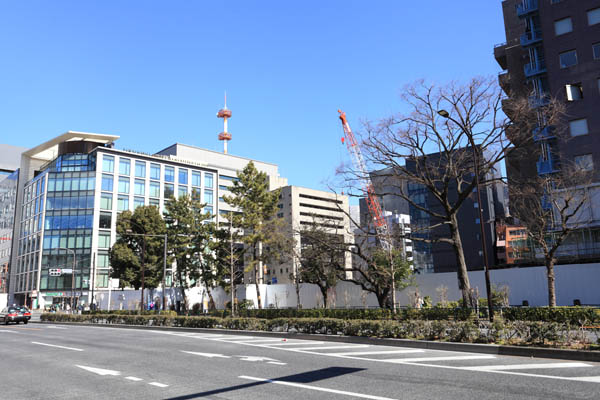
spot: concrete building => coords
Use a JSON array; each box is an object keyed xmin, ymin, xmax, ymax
[
  {"xmin": 8, "ymin": 131, "xmax": 287, "ymax": 308},
  {"xmin": 266, "ymin": 185, "xmax": 351, "ymax": 285},
  {"xmin": 362, "ymin": 150, "xmax": 508, "ymax": 274},
  {"xmin": 496, "ymin": 0, "xmax": 600, "ymax": 259}
]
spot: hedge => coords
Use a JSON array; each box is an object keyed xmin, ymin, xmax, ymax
[{"xmin": 41, "ymin": 313, "xmax": 600, "ymax": 348}]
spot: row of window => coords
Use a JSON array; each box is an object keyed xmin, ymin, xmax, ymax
[
  {"xmin": 554, "ymin": 8, "xmax": 600, "ymax": 36},
  {"xmin": 102, "ymin": 154, "xmax": 213, "ymax": 187},
  {"xmin": 46, "ymin": 195, "xmax": 94, "ymax": 211},
  {"xmin": 43, "ymin": 233, "xmax": 93, "ymax": 250},
  {"xmin": 44, "ymin": 214, "xmax": 94, "ymax": 230},
  {"xmin": 559, "ymin": 45, "xmax": 600, "ymax": 69},
  {"xmin": 48, "ymin": 175, "xmax": 96, "ymax": 192}
]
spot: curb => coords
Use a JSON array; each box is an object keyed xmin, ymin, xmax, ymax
[{"xmin": 37, "ymin": 321, "xmax": 600, "ymax": 363}]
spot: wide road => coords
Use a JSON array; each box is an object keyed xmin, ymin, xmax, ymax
[{"xmin": 0, "ymin": 323, "xmax": 599, "ymax": 399}]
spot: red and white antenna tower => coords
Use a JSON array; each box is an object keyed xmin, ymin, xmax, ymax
[{"xmin": 217, "ymin": 93, "xmax": 232, "ymax": 154}]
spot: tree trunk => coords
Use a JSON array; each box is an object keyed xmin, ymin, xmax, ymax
[
  {"xmin": 295, "ymin": 276, "xmax": 301, "ymax": 310},
  {"xmin": 449, "ymin": 213, "xmax": 472, "ymax": 307},
  {"xmin": 320, "ymin": 286, "xmax": 328, "ymax": 309},
  {"xmin": 254, "ymin": 268, "xmax": 262, "ymax": 310},
  {"xmin": 376, "ymin": 292, "xmax": 387, "ymax": 308},
  {"xmin": 177, "ymin": 269, "xmax": 188, "ymax": 312},
  {"xmin": 546, "ymin": 257, "xmax": 557, "ymax": 307}
]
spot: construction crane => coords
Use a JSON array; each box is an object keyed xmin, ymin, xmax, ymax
[
  {"xmin": 338, "ymin": 109, "xmax": 392, "ymax": 251},
  {"xmin": 338, "ymin": 109, "xmax": 397, "ymax": 312}
]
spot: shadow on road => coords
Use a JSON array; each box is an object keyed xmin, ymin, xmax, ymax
[{"xmin": 165, "ymin": 366, "xmax": 365, "ymax": 399}]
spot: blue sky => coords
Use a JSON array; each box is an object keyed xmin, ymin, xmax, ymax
[{"xmin": 0, "ymin": 1, "xmax": 506, "ymax": 197}]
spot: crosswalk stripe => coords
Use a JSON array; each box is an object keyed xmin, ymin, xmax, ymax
[
  {"xmin": 294, "ymin": 345, "xmax": 371, "ymax": 351},
  {"xmin": 231, "ymin": 338, "xmax": 287, "ymax": 344},
  {"xmin": 330, "ymin": 349, "xmax": 425, "ymax": 356},
  {"xmin": 385, "ymin": 355, "xmax": 496, "ymax": 363},
  {"xmin": 460, "ymin": 362, "xmax": 592, "ymax": 371}
]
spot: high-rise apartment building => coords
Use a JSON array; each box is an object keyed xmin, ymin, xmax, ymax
[
  {"xmin": 8, "ymin": 132, "xmax": 287, "ymax": 308},
  {"xmin": 495, "ymin": 0, "xmax": 600, "ymax": 258}
]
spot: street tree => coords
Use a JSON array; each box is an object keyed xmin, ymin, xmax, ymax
[
  {"xmin": 510, "ymin": 165, "xmax": 593, "ymax": 307},
  {"xmin": 163, "ymin": 195, "xmax": 212, "ymax": 311},
  {"xmin": 296, "ymin": 222, "xmax": 346, "ymax": 308},
  {"xmin": 110, "ymin": 206, "xmax": 166, "ymax": 291},
  {"xmin": 223, "ymin": 161, "xmax": 291, "ymax": 309},
  {"xmin": 343, "ymin": 77, "xmax": 542, "ymax": 306}
]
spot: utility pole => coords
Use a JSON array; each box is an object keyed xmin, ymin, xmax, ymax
[
  {"xmin": 229, "ymin": 212, "xmax": 235, "ymax": 317},
  {"xmin": 162, "ymin": 234, "xmax": 167, "ymax": 312},
  {"xmin": 140, "ymin": 237, "xmax": 146, "ymax": 312}
]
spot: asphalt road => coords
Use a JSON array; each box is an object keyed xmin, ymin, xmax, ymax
[{"xmin": 1, "ymin": 323, "xmax": 599, "ymax": 399}]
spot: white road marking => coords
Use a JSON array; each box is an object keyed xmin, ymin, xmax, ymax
[
  {"xmin": 461, "ymin": 362, "xmax": 592, "ymax": 371},
  {"xmin": 233, "ymin": 338, "xmax": 291, "ymax": 344},
  {"xmin": 265, "ymin": 340, "xmax": 326, "ymax": 346},
  {"xmin": 125, "ymin": 376, "xmax": 143, "ymax": 381},
  {"xmin": 76, "ymin": 365, "xmax": 120, "ymax": 376},
  {"xmin": 385, "ymin": 355, "xmax": 496, "ymax": 363},
  {"xmin": 148, "ymin": 382, "xmax": 169, "ymax": 388},
  {"xmin": 295, "ymin": 345, "xmax": 371, "ymax": 351},
  {"xmin": 32, "ymin": 342, "xmax": 83, "ymax": 352},
  {"xmin": 239, "ymin": 376, "xmax": 398, "ymax": 400},
  {"xmin": 573, "ymin": 376, "xmax": 600, "ymax": 383},
  {"xmin": 181, "ymin": 351, "xmax": 230, "ymax": 358},
  {"xmin": 236, "ymin": 355, "xmax": 279, "ymax": 362},
  {"xmin": 331, "ymin": 349, "xmax": 425, "ymax": 356},
  {"xmin": 267, "ymin": 361, "xmax": 287, "ymax": 365},
  {"xmin": 0, "ymin": 329, "xmax": 18, "ymax": 333},
  {"xmin": 46, "ymin": 326, "xmax": 67, "ymax": 329}
]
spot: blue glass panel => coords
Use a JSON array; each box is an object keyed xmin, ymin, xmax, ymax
[{"xmin": 87, "ymin": 196, "xmax": 94, "ymax": 209}]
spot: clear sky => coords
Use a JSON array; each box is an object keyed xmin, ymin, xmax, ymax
[{"xmin": 0, "ymin": 1, "xmax": 506, "ymax": 198}]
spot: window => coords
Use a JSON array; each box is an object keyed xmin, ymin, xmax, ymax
[
  {"xmin": 475, "ymin": 218, "xmax": 481, "ymax": 224},
  {"xmin": 205, "ymin": 173, "xmax": 213, "ymax": 188},
  {"xmin": 192, "ymin": 171, "xmax": 201, "ymax": 187},
  {"xmin": 119, "ymin": 158, "xmax": 130, "ymax": 175},
  {"xmin": 164, "ymin": 166, "xmax": 174, "ymax": 182},
  {"xmin": 204, "ymin": 206, "xmax": 213, "ymax": 215},
  {"xmin": 117, "ymin": 195, "xmax": 129, "ymax": 211},
  {"xmin": 593, "ymin": 43, "xmax": 600, "ymax": 60},
  {"xmin": 554, "ymin": 18, "xmax": 572, "ymax": 36},
  {"xmin": 219, "ymin": 185, "xmax": 229, "ymax": 191},
  {"xmin": 98, "ymin": 233, "xmax": 111, "ymax": 249},
  {"xmin": 99, "ymin": 212, "xmax": 112, "ymax": 229},
  {"xmin": 149, "ymin": 181, "xmax": 160, "ymax": 197},
  {"xmin": 102, "ymin": 155, "xmax": 114, "ymax": 173},
  {"xmin": 97, "ymin": 253, "xmax": 110, "ymax": 268},
  {"xmin": 150, "ymin": 163, "xmax": 161, "ymax": 180},
  {"xmin": 179, "ymin": 168, "xmax": 188, "ymax": 185},
  {"xmin": 134, "ymin": 197, "xmax": 145, "ymax": 209},
  {"xmin": 100, "ymin": 193, "xmax": 113, "ymax": 210},
  {"xmin": 178, "ymin": 186, "xmax": 188, "ymax": 197},
  {"xmin": 204, "ymin": 189, "xmax": 213, "ymax": 204},
  {"xmin": 566, "ymin": 84, "xmax": 583, "ymax": 101},
  {"xmin": 149, "ymin": 198, "xmax": 160, "ymax": 208},
  {"xmin": 569, "ymin": 118, "xmax": 589, "ymax": 136},
  {"xmin": 101, "ymin": 174, "xmax": 113, "ymax": 192},
  {"xmin": 575, "ymin": 154, "xmax": 594, "ymax": 171},
  {"xmin": 134, "ymin": 179, "xmax": 145, "ymax": 196},
  {"xmin": 164, "ymin": 183, "xmax": 174, "ymax": 198},
  {"xmin": 191, "ymin": 188, "xmax": 201, "ymax": 201},
  {"xmin": 135, "ymin": 161, "xmax": 146, "ymax": 178},
  {"xmin": 118, "ymin": 177, "xmax": 130, "ymax": 194},
  {"xmin": 559, "ymin": 50, "xmax": 577, "ymax": 68},
  {"xmin": 473, "ymin": 202, "xmax": 479, "ymax": 209},
  {"xmin": 588, "ymin": 8, "xmax": 600, "ymax": 26}
]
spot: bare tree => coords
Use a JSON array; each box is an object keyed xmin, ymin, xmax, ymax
[
  {"xmin": 339, "ymin": 77, "xmax": 560, "ymax": 307},
  {"xmin": 510, "ymin": 165, "xmax": 593, "ymax": 306}
]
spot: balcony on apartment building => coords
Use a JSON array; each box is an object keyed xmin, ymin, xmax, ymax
[
  {"xmin": 517, "ymin": 0, "xmax": 538, "ymax": 18},
  {"xmin": 520, "ymin": 29, "xmax": 543, "ymax": 47},
  {"xmin": 533, "ymin": 125, "xmax": 556, "ymax": 142},
  {"xmin": 537, "ymin": 155, "xmax": 559, "ymax": 175},
  {"xmin": 528, "ymin": 93, "xmax": 550, "ymax": 108},
  {"xmin": 524, "ymin": 58, "xmax": 546, "ymax": 77}
]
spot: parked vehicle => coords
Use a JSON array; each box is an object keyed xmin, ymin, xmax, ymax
[
  {"xmin": 0, "ymin": 306, "xmax": 28, "ymax": 324},
  {"xmin": 19, "ymin": 306, "xmax": 31, "ymax": 321}
]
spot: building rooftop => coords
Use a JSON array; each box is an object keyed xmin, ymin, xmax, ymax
[
  {"xmin": 22, "ymin": 131, "xmax": 119, "ymax": 161},
  {"xmin": 0, "ymin": 143, "xmax": 27, "ymax": 172}
]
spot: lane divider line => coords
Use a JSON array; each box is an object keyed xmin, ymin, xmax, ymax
[
  {"xmin": 330, "ymin": 349, "xmax": 425, "ymax": 356},
  {"xmin": 384, "ymin": 355, "xmax": 496, "ymax": 363},
  {"xmin": 32, "ymin": 342, "xmax": 83, "ymax": 351},
  {"xmin": 125, "ymin": 377, "xmax": 143, "ymax": 381},
  {"xmin": 460, "ymin": 362, "xmax": 592, "ymax": 371},
  {"xmin": 148, "ymin": 382, "xmax": 169, "ymax": 388}
]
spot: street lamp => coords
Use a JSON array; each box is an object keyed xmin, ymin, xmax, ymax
[
  {"xmin": 437, "ymin": 109, "xmax": 495, "ymax": 322},
  {"xmin": 56, "ymin": 247, "xmax": 76, "ymax": 312}
]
